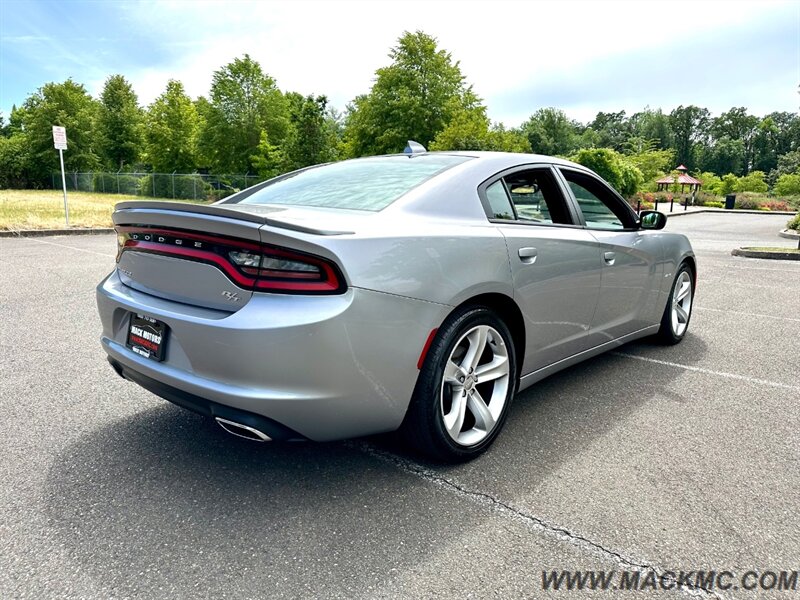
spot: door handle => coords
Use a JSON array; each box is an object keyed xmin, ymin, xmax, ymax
[
  {"xmin": 518, "ymin": 247, "xmax": 538, "ymax": 263},
  {"xmin": 603, "ymin": 251, "xmax": 616, "ymax": 265}
]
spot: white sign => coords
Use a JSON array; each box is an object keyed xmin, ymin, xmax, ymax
[{"xmin": 52, "ymin": 125, "xmax": 68, "ymax": 150}]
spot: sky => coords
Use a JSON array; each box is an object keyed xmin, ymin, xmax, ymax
[{"xmin": 1, "ymin": 0, "xmax": 798, "ymax": 127}]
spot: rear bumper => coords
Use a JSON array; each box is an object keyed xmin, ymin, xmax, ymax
[
  {"xmin": 96, "ymin": 270, "xmax": 448, "ymax": 441},
  {"xmin": 107, "ymin": 356, "xmax": 305, "ymax": 441}
]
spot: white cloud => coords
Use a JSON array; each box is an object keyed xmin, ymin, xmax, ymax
[{"xmin": 7, "ymin": 0, "xmax": 796, "ymax": 122}]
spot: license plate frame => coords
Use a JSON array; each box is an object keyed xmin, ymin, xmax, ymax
[{"xmin": 126, "ymin": 313, "xmax": 168, "ymax": 362}]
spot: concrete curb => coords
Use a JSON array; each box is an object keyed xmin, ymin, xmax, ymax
[
  {"xmin": 732, "ymin": 247, "xmax": 800, "ymax": 261},
  {"xmin": 778, "ymin": 228, "xmax": 799, "ymax": 240},
  {"xmin": 665, "ymin": 209, "xmax": 798, "ymax": 218},
  {"xmin": 0, "ymin": 228, "xmax": 115, "ymax": 238}
]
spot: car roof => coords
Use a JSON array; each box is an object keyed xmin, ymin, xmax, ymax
[{"xmin": 377, "ymin": 150, "xmax": 589, "ymax": 174}]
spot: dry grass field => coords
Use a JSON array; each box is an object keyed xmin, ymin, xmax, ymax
[{"xmin": 0, "ymin": 190, "xmax": 202, "ymax": 230}]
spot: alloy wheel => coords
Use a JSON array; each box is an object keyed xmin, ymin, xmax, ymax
[
  {"xmin": 671, "ymin": 271, "xmax": 693, "ymax": 337},
  {"xmin": 440, "ymin": 325, "xmax": 510, "ymax": 446}
]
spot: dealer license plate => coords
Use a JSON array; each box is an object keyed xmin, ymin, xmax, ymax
[{"xmin": 126, "ymin": 313, "xmax": 168, "ymax": 361}]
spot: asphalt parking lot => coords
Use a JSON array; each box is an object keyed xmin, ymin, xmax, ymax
[{"xmin": 1, "ymin": 212, "xmax": 798, "ymax": 599}]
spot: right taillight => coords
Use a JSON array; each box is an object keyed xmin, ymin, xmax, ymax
[{"xmin": 116, "ymin": 226, "xmax": 346, "ymax": 294}]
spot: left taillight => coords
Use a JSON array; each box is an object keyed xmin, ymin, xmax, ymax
[{"xmin": 116, "ymin": 226, "xmax": 346, "ymax": 294}]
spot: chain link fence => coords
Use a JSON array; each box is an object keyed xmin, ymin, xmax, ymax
[{"xmin": 51, "ymin": 171, "xmax": 264, "ymax": 201}]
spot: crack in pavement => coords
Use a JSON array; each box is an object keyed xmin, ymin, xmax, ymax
[{"xmin": 352, "ymin": 442, "xmax": 725, "ymax": 599}]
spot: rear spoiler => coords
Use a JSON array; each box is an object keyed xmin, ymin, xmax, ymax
[{"xmin": 113, "ymin": 201, "xmax": 353, "ymax": 236}]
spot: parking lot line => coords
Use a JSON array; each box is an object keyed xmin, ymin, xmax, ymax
[
  {"xmin": 612, "ymin": 352, "xmax": 797, "ymax": 391},
  {"xmin": 22, "ymin": 236, "xmax": 116, "ymax": 258},
  {"xmin": 695, "ymin": 306, "xmax": 800, "ymax": 323}
]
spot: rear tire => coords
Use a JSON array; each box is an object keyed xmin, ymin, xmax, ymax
[
  {"xmin": 400, "ymin": 306, "xmax": 517, "ymax": 462},
  {"xmin": 655, "ymin": 263, "xmax": 694, "ymax": 345}
]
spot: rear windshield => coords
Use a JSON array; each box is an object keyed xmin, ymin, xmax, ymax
[{"xmin": 233, "ymin": 154, "xmax": 472, "ymax": 211}]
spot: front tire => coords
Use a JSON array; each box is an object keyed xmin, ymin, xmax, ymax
[
  {"xmin": 401, "ymin": 307, "xmax": 517, "ymax": 462},
  {"xmin": 656, "ymin": 263, "xmax": 694, "ymax": 345}
]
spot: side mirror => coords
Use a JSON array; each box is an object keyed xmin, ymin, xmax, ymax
[{"xmin": 639, "ymin": 210, "xmax": 667, "ymax": 230}]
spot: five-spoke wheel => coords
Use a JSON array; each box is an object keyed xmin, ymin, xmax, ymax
[
  {"xmin": 441, "ymin": 325, "xmax": 510, "ymax": 446},
  {"xmin": 657, "ymin": 262, "xmax": 694, "ymax": 344},
  {"xmin": 401, "ymin": 307, "xmax": 517, "ymax": 462}
]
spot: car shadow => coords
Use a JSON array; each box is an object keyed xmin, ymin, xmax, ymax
[
  {"xmin": 371, "ymin": 334, "xmax": 710, "ymax": 481},
  {"xmin": 45, "ymin": 402, "xmax": 491, "ymax": 597},
  {"xmin": 44, "ymin": 335, "xmax": 707, "ymax": 596}
]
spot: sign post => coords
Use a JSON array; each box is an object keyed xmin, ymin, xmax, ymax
[{"xmin": 52, "ymin": 126, "xmax": 69, "ymax": 226}]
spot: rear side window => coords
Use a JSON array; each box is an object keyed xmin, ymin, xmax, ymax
[
  {"xmin": 481, "ymin": 168, "xmax": 572, "ymax": 225},
  {"xmin": 234, "ymin": 155, "xmax": 472, "ymax": 211}
]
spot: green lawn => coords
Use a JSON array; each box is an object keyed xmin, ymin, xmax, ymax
[{"xmin": 0, "ymin": 189, "xmax": 204, "ymax": 230}]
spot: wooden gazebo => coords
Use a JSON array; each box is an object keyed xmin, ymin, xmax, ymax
[{"xmin": 656, "ymin": 165, "xmax": 702, "ymax": 193}]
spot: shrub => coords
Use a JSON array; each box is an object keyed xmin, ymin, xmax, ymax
[
  {"xmin": 774, "ymin": 173, "xmax": 800, "ymax": 196},
  {"xmin": 93, "ymin": 172, "xmax": 143, "ymax": 195},
  {"xmin": 736, "ymin": 171, "xmax": 769, "ymax": 193},
  {"xmin": 734, "ymin": 193, "xmax": 763, "ymax": 210},
  {"xmin": 627, "ymin": 193, "xmax": 654, "ymax": 211},
  {"xmin": 787, "ymin": 214, "xmax": 800, "ymax": 231},
  {"xmin": 696, "ymin": 172, "xmax": 723, "ymax": 195},
  {"xmin": 720, "ymin": 173, "xmax": 738, "ymax": 195},
  {"xmin": 139, "ymin": 173, "xmax": 210, "ymax": 200},
  {"xmin": 693, "ymin": 192, "xmax": 721, "ymax": 206},
  {"xmin": 705, "ymin": 201, "xmax": 724, "ymax": 208},
  {"xmin": 762, "ymin": 200, "xmax": 790, "ymax": 212}
]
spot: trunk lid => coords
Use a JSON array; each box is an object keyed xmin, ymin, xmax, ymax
[{"xmin": 111, "ymin": 201, "xmax": 357, "ymax": 311}]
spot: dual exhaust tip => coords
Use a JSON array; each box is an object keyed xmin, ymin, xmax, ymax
[{"xmin": 215, "ymin": 417, "xmax": 272, "ymax": 442}]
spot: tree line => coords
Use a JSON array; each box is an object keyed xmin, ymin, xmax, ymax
[{"xmin": 1, "ymin": 31, "xmax": 799, "ymax": 198}]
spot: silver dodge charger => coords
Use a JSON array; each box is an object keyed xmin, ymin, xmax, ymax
[{"xmin": 97, "ymin": 148, "xmax": 696, "ymax": 461}]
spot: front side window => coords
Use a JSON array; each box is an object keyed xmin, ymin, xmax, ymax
[
  {"xmin": 482, "ymin": 168, "xmax": 571, "ymax": 225},
  {"xmin": 233, "ymin": 154, "xmax": 473, "ymax": 211},
  {"xmin": 560, "ymin": 170, "xmax": 634, "ymax": 230}
]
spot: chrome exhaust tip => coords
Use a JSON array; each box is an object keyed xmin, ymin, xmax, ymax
[{"xmin": 215, "ymin": 417, "xmax": 272, "ymax": 442}]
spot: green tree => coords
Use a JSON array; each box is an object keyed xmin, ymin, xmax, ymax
[
  {"xmin": 145, "ymin": 80, "xmax": 199, "ymax": 172},
  {"xmin": 431, "ymin": 106, "xmax": 530, "ymax": 152},
  {"xmin": 97, "ymin": 74, "xmax": 144, "ymax": 170},
  {"xmin": 588, "ymin": 111, "xmax": 631, "ymax": 151},
  {"xmin": 768, "ymin": 150, "xmax": 800, "ymax": 186},
  {"xmin": 0, "ymin": 133, "xmax": 33, "ymax": 188},
  {"xmin": 281, "ymin": 93, "xmax": 339, "ymax": 170},
  {"xmin": 198, "ymin": 54, "xmax": 288, "ymax": 173},
  {"xmin": 21, "ymin": 79, "xmax": 100, "ymax": 184},
  {"xmin": 669, "ymin": 105, "xmax": 710, "ymax": 171},
  {"xmin": 344, "ymin": 31, "xmax": 480, "ymax": 156},
  {"xmin": 774, "ymin": 173, "xmax": 800, "ymax": 196},
  {"xmin": 521, "ymin": 108, "xmax": 579, "ymax": 156},
  {"xmin": 711, "ymin": 107, "xmax": 759, "ymax": 174},
  {"xmin": 623, "ymin": 139, "xmax": 675, "ymax": 183},
  {"xmin": 696, "ymin": 136, "xmax": 744, "ymax": 176},
  {"xmin": 570, "ymin": 147, "xmax": 643, "ymax": 197},
  {"xmin": 629, "ymin": 108, "xmax": 672, "ymax": 149}
]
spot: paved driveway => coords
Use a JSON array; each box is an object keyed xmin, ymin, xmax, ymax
[{"xmin": 1, "ymin": 212, "xmax": 797, "ymax": 598}]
